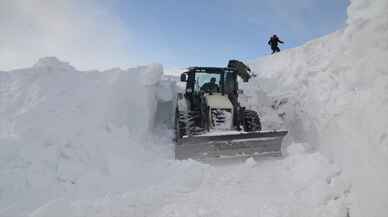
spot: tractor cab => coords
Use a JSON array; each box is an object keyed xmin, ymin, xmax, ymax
[{"xmin": 180, "ymin": 67, "xmax": 239, "ymax": 110}]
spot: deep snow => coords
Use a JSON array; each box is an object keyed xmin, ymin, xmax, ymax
[
  {"xmin": 0, "ymin": 55, "xmax": 350, "ymax": 217},
  {"xmin": 243, "ymin": 0, "xmax": 388, "ymax": 216},
  {"xmin": 1, "ymin": 57, "xmax": 350, "ymax": 217},
  {"xmin": 1, "ymin": 0, "xmax": 387, "ymax": 216}
]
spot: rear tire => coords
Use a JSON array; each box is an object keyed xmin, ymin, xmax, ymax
[{"xmin": 243, "ymin": 110, "xmax": 262, "ymax": 132}]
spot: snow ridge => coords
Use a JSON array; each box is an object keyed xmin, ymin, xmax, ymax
[
  {"xmin": 1, "ymin": 0, "xmax": 387, "ymax": 216},
  {"xmin": 244, "ymin": 0, "xmax": 388, "ymax": 216}
]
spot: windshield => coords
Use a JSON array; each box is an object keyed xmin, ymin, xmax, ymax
[{"xmin": 194, "ymin": 73, "xmax": 221, "ymax": 93}]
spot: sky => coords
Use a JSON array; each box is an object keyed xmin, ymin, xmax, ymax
[{"xmin": 0, "ymin": 0, "xmax": 349, "ymax": 71}]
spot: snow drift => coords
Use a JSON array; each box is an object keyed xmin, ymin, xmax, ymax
[
  {"xmin": 244, "ymin": 0, "xmax": 388, "ymax": 216},
  {"xmin": 1, "ymin": 0, "xmax": 387, "ymax": 216},
  {"xmin": 0, "ymin": 57, "xmax": 168, "ymax": 216},
  {"xmin": 0, "ymin": 59, "xmax": 350, "ymax": 217}
]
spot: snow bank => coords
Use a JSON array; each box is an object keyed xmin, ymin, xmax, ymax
[
  {"xmin": 0, "ymin": 57, "xmax": 167, "ymax": 216},
  {"xmin": 2, "ymin": 0, "xmax": 386, "ymax": 216},
  {"xmin": 154, "ymin": 75, "xmax": 179, "ymax": 129},
  {"xmin": 244, "ymin": 0, "xmax": 388, "ymax": 216},
  {"xmin": 0, "ymin": 57, "xmax": 350, "ymax": 217}
]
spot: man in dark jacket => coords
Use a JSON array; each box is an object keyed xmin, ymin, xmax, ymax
[
  {"xmin": 268, "ymin": 34, "xmax": 284, "ymax": 54},
  {"xmin": 201, "ymin": 77, "xmax": 219, "ymax": 93}
]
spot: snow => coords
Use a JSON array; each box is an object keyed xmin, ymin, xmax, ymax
[
  {"xmin": 0, "ymin": 57, "xmax": 350, "ymax": 217},
  {"xmin": 241, "ymin": 0, "xmax": 388, "ymax": 216},
  {"xmin": 154, "ymin": 144, "xmax": 349, "ymax": 217},
  {"xmin": 1, "ymin": 0, "xmax": 387, "ymax": 216},
  {"xmin": 0, "ymin": 57, "xmax": 167, "ymax": 216}
]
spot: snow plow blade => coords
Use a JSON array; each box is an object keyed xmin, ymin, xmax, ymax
[{"xmin": 175, "ymin": 130, "xmax": 288, "ymax": 160}]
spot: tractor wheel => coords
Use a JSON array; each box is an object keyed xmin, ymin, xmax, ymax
[
  {"xmin": 175, "ymin": 109, "xmax": 203, "ymax": 140},
  {"xmin": 243, "ymin": 110, "xmax": 262, "ymax": 132},
  {"xmin": 175, "ymin": 108, "xmax": 186, "ymax": 140}
]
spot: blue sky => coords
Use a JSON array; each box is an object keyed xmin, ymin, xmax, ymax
[
  {"xmin": 0, "ymin": 0, "xmax": 349, "ymax": 70},
  {"xmin": 115, "ymin": 0, "xmax": 349, "ymax": 68}
]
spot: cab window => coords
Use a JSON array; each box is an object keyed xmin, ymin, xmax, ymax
[{"xmin": 194, "ymin": 73, "xmax": 221, "ymax": 94}]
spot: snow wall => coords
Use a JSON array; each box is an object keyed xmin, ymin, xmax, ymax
[
  {"xmin": 1, "ymin": 0, "xmax": 387, "ymax": 216},
  {"xmin": 0, "ymin": 57, "xmax": 168, "ymax": 215},
  {"xmin": 244, "ymin": 0, "xmax": 388, "ymax": 216}
]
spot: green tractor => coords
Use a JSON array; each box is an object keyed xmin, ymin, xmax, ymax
[{"xmin": 175, "ymin": 60, "xmax": 287, "ymax": 160}]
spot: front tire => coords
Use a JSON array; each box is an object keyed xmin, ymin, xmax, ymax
[
  {"xmin": 243, "ymin": 110, "xmax": 262, "ymax": 132},
  {"xmin": 175, "ymin": 108, "xmax": 186, "ymax": 140},
  {"xmin": 175, "ymin": 108, "xmax": 203, "ymax": 141}
]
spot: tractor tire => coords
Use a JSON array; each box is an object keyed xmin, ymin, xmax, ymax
[
  {"xmin": 175, "ymin": 109, "xmax": 203, "ymax": 140},
  {"xmin": 227, "ymin": 60, "xmax": 251, "ymax": 82},
  {"xmin": 175, "ymin": 108, "xmax": 186, "ymax": 140},
  {"xmin": 243, "ymin": 110, "xmax": 262, "ymax": 132}
]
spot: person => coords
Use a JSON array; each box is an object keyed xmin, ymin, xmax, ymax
[
  {"xmin": 201, "ymin": 77, "xmax": 219, "ymax": 93},
  {"xmin": 268, "ymin": 34, "xmax": 284, "ymax": 54}
]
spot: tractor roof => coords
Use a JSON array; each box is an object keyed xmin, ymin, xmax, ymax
[
  {"xmin": 186, "ymin": 67, "xmax": 234, "ymax": 74},
  {"xmin": 183, "ymin": 60, "xmax": 252, "ymax": 82}
]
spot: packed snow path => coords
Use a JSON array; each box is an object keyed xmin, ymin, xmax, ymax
[{"xmin": 47, "ymin": 147, "xmax": 349, "ymax": 217}]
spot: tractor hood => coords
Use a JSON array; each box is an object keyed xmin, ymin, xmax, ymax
[{"xmin": 205, "ymin": 94, "xmax": 233, "ymax": 109}]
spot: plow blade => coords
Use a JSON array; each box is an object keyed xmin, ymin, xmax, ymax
[{"xmin": 175, "ymin": 130, "xmax": 288, "ymax": 160}]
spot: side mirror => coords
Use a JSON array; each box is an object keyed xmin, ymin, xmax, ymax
[
  {"xmin": 180, "ymin": 73, "xmax": 187, "ymax": 82},
  {"xmin": 237, "ymin": 89, "xmax": 244, "ymax": 95}
]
